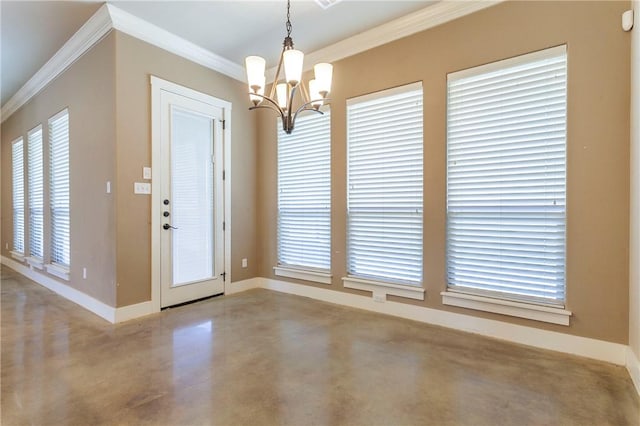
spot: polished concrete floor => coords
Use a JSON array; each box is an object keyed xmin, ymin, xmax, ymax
[{"xmin": 2, "ymin": 266, "xmax": 639, "ymax": 425}]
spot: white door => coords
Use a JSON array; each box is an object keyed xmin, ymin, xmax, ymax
[{"xmin": 159, "ymin": 90, "xmax": 225, "ymax": 307}]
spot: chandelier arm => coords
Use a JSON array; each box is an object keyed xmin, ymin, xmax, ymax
[
  {"xmin": 292, "ymin": 100, "xmax": 330, "ymax": 125},
  {"xmin": 287, "ymin": 84, "xmax": 299, "ymax": 118},
  {"xmin": 300, "ymin": 80, "xmax": 311, "ymax": 104},
  {"xmin": 247, "ymin": 93, "xmax": 286, "ymax": 119},
  {"xmin": 249, "ymin": 105, "xmax": 281, "ymax": 114},
  {"xmin": 269, "ymin": 46, "xmax": 287, "ymax": 100},
  {"xmin": 281, "ymin": 84, "xmax": 299, "ymax": 133},
  {"xmin": 295, "ymin": 99, "xmax": 331, "ymax": 115}
]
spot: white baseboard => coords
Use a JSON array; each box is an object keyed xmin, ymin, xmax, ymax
[
  {"xmin": 627, "ymin": 347, "xmax": 640, "ymax": 396},
  {"xmin": 2, "ymin": 260, "xmax": 633, "ymax": 372},
  {"xmin": 262, "ymin": 278, "xmax": 628, "ymax": 366},
  {"xmin": 114, "ymin": 301, "xmax": 155, "ymax": 323},
  {"xmin": 3, "ymin": 256, "xmax": 262, "ymax": 323},
  {"xmin": 225, "ymin": 277, "xmax": 262, "ymax": 295},
  {"xmin": 2, "ymin": 255, "xmax": 116, "ymax": 323},
  {"xmin": 112, "ymin": 278, "xmax": 262, "ymax": 321}
]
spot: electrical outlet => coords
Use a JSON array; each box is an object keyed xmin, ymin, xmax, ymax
[
  {"xmin": 143, "ymin": 167, "xmax": 152, "ymax": 180},
  {"xmin": 83, "ymin": 268, "xmax": 87, "ymax": 279},
  {"xmin": 242, "ymin": 258, "xmax": 248, "ymax": 268},
  {"xmin": 373, "ymin": 293, "xmax": 385, "ymax": 303}
]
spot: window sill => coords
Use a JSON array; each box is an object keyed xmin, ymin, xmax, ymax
[
  {"xmin": 440, "ymin": 291, "xmax": 572, "ymax": 326},
  {"xmin": 45, "ymin": 263, "xmax": 70, "ymax": 281},
  {"xmin": 274, "ymin": 266, "xmax": 332, "ymax": 285},
  {"xmin": 342, "ymin": 276, "xmax": 424, "ymax": 301},
  {"xmin": 10, "ymin": 251, "xmax": 25, "ymax": 262},
  {"xmin": 26, "ymin": 256, "xmax": 44, "ymax": 270}
]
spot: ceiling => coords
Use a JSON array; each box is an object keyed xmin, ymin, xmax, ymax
[{"xmin": 1, "ymin": 0, "xmax": 436, "ymax": 107}]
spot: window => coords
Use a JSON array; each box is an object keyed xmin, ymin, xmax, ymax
[
  {"xmin": 49, "ymin": 110, "xmax": 70, "ymax": 267},
  {"xmin": 276, "ymin": 112, "xmax": 331, "ymax": 282},
  {"xmin": 346, "ymin": 83, "xmax": 423, "ymax": 286},
  {"xmin": 12, "ymin": 138, "xmax": 25, "ymax": 255},
  {"xmin": 27, "ymin": 125, "xmax": 44, "ymax": 261},
  {"xmin": 446, "ymin": 46, "xmax": 567, "ymax": 308}
]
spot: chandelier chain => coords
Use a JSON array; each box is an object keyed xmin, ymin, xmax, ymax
[{"xmin": 286, "ymin": 0, "xmax": 292, "ymax": 38}]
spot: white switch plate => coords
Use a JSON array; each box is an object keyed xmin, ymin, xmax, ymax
[
  {"xmin": 134, "ymin": 182, "xmax": 151, "ymax": 194},
  {"xmin": 143, "ymin": 167, "xmax": 152, "ymax": 180},
  {"xmin": 83, "ymin": 268, "xmax": 87, "ymax": 279},
  {"xmin": 242, "ymin": 258, "xmax": 248, "ymax": 268},
  {"xmin": 106, "ymin": 181, "xmax": 111, "ymax": 194}
]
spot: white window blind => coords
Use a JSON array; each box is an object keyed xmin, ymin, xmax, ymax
[
  {"xmin": 28, "ymin": 125, "xmax": 44, "ymax": 259},
  {"xmin": 446, "ymin": 45, "xmax": 567, "ymax": 305},
  {"xmin": 49, "ymin": 110, "xmax": 71, "ymax": 267},
  {"xmin": 347, "ymin": 83, "xmax": 423, "ymax": 285},
  {"xmin": 12, "ymin": 138, "xmax": 25, "ymax": 254},
  {"xmin": 277, "ymin": 112, "xmax": 331, "ymax": 271}
]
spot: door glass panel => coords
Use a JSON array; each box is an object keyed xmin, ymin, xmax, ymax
[{"xmin": 171, "ymin": 107, "xmax": 215, "ymax": 286}]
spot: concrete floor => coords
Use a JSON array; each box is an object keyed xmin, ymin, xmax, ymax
[{"xmin": 2, "ymin": 266, "xmax": 639, "ymax": 425}]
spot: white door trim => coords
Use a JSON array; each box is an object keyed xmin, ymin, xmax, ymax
[{"xmin": 150, "ymin": 75, "xmax": 232, "ymax": 313}]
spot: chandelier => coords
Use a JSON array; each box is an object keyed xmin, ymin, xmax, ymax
[{"xmin": 244, "ymin": 0, "xmax": 333, "ymax": 134}]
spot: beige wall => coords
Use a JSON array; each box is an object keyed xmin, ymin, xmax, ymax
[
  {"xmin": 257, "ymin": 1, "xmax": 631, "ymax": 343},
  {"xmin": 1, "ymin": 30, "xmax": 259, "ymax": 309},
  {"xmin": 1, "ymin": 33, "xmax": 117, "ymax": 306},
  {"xmin": 114, "ymin": 31, "xmax": 258, "ymax": 307},
  {"xmin": 630, "ymin": 1, "xmax": 640, "ymax": 357}
]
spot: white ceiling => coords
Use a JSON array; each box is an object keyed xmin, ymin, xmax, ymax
[{"xmin": 1, "ymin": 0, "xmax": 436, "ymax": 107}]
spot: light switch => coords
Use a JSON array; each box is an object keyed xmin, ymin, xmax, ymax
[
  {"xmin": 134, "ymin": 182, "xmax": 151, "ymax": 194},
  {"xmin": 143, "ymin": 167, "xmax": 152, "ymax": 180},
  {"xmin": 106, "ymin": 181, "xmax": 111, "ymax": 194}
]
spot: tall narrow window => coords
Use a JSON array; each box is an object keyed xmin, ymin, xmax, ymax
[
  {"xmin": 277, "ymin": 112, "xmax": 331, "ymax": 277},
  {"xmin": 346, "ymin": 83, "xmax": 423, "ymax": 285},
  {"xmin": 12, "ymin": 138, "xmax": 25, "ymax": 255},
  {"xmin": 446, "ymin": 46, "xmax": 567, "ymax": 306},
  {"xmin": 28, "ymin": 125, "xmax": 44, "ymax": 260},
  {"xmin": 49, "ymin": 110, "xmax": 70, "ymax": 267}
]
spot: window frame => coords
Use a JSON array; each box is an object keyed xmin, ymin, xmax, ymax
[
  {"xmin": 11, "ymin": 137, "xmax": 26, "ymax": 261},
  {"xmin": 47, "ymin": 108, "xmax": 71, "ymax": 277},
  {"xmin": 27, "ymin": 124, "xmax": 45, "ymax": 268},
  {"xmin": 275, "ymin": 111, "xmax": 332, "ymax": 285},
  {"xmin": 344, "ymin": 82, "xmax": 425, "ymax": 300},
  {"xmin": 442, "ymin": 45, "xmax": 571, "ymax": 325}
]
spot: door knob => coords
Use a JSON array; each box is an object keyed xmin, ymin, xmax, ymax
[{"xmin": 163, "ymin": 224, "xmax": 178, "ymax": 230}]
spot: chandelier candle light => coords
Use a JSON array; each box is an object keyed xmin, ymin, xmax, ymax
[{"xmin": 245, "ymin": 0, "xmax": 333, "ymax": 134}]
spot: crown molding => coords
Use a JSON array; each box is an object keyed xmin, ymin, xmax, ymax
[
  {"xmin": 266, "ymin": 0, "xmax": 505, "ymax": 82},
  {"xmin": 106, "ymin": 4, "xmax": 245, "ymax": 83},
  {"xmin": 1, "ymin": 4, "xmax": 112, "ymax": 122},
  {"xmin": 1, "ymin": 3, "xmax": 245, "ymax": 124},
  {"xmin": 1, "ymin": 1, "xmax": 503, "ymax": 122}
]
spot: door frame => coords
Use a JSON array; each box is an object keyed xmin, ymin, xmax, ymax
[{"xmin": 150, "ymin": 75, "xmax": 232, "ymax": 312}]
